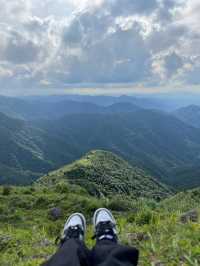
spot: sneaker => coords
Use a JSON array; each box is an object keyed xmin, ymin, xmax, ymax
[
  {"xmin": 92, "ymin": 208, "xmax": 118, "ymax": 242},
  {"xmin": 59, "ymin": 213, "xmax": 86, "ymax": 245}
]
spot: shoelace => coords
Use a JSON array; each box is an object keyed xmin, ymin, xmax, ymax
[
  {"xmin": 55, "ymin": 225, "xmax": 84, "ymax": 246},
  {"xmin": 92, "ymin": 221, "xmax": 117, "ymax": 241}
]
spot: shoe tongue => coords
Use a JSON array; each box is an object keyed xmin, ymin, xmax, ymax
[
  {"xmin": 64, "ymin": 225, "xmax": 84, "ymax": 240},
  {"xmin": 96, "ymin": 221, "xmax": 116, "ymax": 239}
]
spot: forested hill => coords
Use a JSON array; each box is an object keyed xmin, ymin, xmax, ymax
[{"xmin": 39, "ymin": 150, "xmax": 172, "ymax": 200}]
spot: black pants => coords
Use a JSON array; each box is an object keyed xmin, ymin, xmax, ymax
[{"xmin": 42, "ymin": 239, "xmax": 139, "ymax": 266}]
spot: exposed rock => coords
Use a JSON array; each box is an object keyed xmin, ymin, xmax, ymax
[
  {"xmin": 127, "ymin": 232, "xmax": 150, "ymax": 242},
  {"xmin": 40, "ymin": 239, "xmax": 53, "ymax": 247},
  {"xmin": 180, "ymin": 209, "xmax": 199, "ymax": 223},
  {"xmin": 49, "ymin": 207, "xmax": 62, "ymax": 220},
  {"xmin": 153, "ymin": 262, "xmax": 165, "ymax": 266},
  {"xmin": 33, "ymin": 239, "xmax": 53, "ymax": 248}
]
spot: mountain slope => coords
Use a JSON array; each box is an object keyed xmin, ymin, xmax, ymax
[
  {"xmin": 0, "ymin": 184, "xmax": 199, "ymax": 265},
  {"xmin": 37, "ymin": 110, "xmax": 200, "ymax": 188},
  {"xmin": 173, "ymin": 166, "xmax": 200, "ymax": 189},
  {"xmin": 160, "ymin": 187, "xmax": 200, "ymax": 212},
  {"xmin": 39, "ymin": 150, "xmax": 172, "ymax": 199},
  {"xmin": 173, "ymin": 105, "xmax": 200, "ymax": 128},
  {"xmin": 0, "ymin": 112, "xmax": 54, "ymax": 184},
  {"xmin": 1, "ymin": 108, "xmax": 200, "ymax": 189}
]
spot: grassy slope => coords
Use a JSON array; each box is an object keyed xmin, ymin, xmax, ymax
[
  {"xmin": 39, "ymin": 150, "xmax": 172, "ymax": 200},
  {"xmin": 0, "ymin": 151, "xmax": 199, "ymax": 265},
  {"xmin": 0, "ymin": 185, "xmax": 199, "ymax": 266}
]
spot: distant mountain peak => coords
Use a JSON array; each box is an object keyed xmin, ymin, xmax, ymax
[
  {"xmin": 106, "ymin": 102, "xmax": 140, "ymax": 112},
  {"xmin": 174, "ymin": 104, "xmax": 200, "ymax": 128},
  {"xmin": 178, "ymin": 105, "xmax": 200, "ymax": 111}
]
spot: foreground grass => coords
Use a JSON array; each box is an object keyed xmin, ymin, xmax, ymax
[{"xmin": 0, "ymin": 185, "xmax": 199, "ymax": 266}]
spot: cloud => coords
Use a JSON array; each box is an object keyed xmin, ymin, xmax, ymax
[
  {"xmin": 0, "ymin": 65, "xmax": 13, "ymax": 78},
  {"xmin": 0, "ymin": 0, "xmax": 199, "ymax": 94},
  {"xmin": 152, "ymin": 51, "xmax": 184, "ymax": 81},
  {"xmin": 3, "ymin": 31, "xmax": 40, "ymax": 64},
  {"xmin": 104, "ymin": 0, "xmax": 158, "ymax": 16}
]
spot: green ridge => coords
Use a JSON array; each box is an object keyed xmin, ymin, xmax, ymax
[{"xmin": 39, "ymin": 150, "xmax": 172, "ymax": 200}]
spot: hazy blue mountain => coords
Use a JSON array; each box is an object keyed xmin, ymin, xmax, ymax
[
  {"xmin": 105, "ymin": 102, "xmax": 140, "ymax": 112},
  {"xmin": 0, "ymin": 96, "xmax": 104, "ymax": 120},
  {"xmin": 2, "ymin": 94, "xmax": 200, "ymax": 122},
  {"xmin": 21, "ymin": 95, "xmax": 173, "ymax": 110},
  {"xmin": 173, "ymin": 105, "xmax": 200, "ymax": 128},
  {"xmin": 0, "ymin": 95, "xmax": 141, "ymax": 120},
  {"xmin": 21, "ymin": 93, "xmax": 200, "ymax": 111},
  {"xmin": 0, "ymin": 96, "xmax": 34, "ymax": 120}
]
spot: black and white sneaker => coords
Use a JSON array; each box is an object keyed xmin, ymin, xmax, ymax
[
  {"xmin": 58, "ymin": 213, "xmax": 86, "ymax": 245},
  {"xmin": 92, "ymin": 208, "xmax": 118, "ymax": 242}
]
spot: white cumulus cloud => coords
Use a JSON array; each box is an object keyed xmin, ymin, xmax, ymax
[{"xmin": 0, "ymin": 0, "xmax": 199, "ymax": 94}]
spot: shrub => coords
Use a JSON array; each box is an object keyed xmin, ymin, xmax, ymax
[
  {"xmin": 135, "ymin": 209, "xmax": 153, "ymax": 226},
  {"xmin": 127, "ymin": 213, "xmax": 136, "ymax": 223},
  {"xmin": 0, "ymin": 235, "xmax": 12, "ymax": 251},
  {"xmin": 43, "ymin": 188, "xmax": 48, "ymax": 193},
  {"xmin": 75, "ymin": 197, "xmax": 104, "ymax": 217},
  {"xmin": 70, "ymin": 184, "xmax": 89, "ymax": 196},
  {"xmin": 23, "ymin": 187, "xmax": 34, "ymax": 195},
  {"xmin": 46, "ymin": 222, "xmax": 62, "ymax": 237},
  {"xmin": 0, "ymin": 206, "xmax": 4, "ymax": 215},
  {"xmin": 8, "ymin": 197, "xmax": 32, "ymax": 209},
  {"xmin": 34, "ymin": 196, "xmax": 50, "ymax": 208},
  {"xmin": 145, "ymin": 199, "xmax": 158, "ymax": 210},
  {"xmin": 2, "ymin": 186, "xmax": 12, "ymax": 196},
  {"xmin": 55, "ymin": 182, "xmax": 69, "ymax": 194},
  {"xmin": 107, "ymin": 197, "xmax": 132, "ymax": 212},
  {"xmin": 9, "ymin": 212, "xmax": 24, "ymax": 223}
]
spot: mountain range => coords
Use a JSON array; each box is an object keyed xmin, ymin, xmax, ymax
[
  {"xmin": 0, "ymin": 95, "xmax": 141, "ymax": 120},
  {"xmin": 0, "ymin": 94, "xmax": 200, "ymax": 265},
  {"xmin": 0, "ymin": 95, "xmax": 200, "ymax": 190},
  {"xmin": 2, "ymin": 94, "xmax": 200, "ymax": 121},
  {"xmin": 35, "ymin": 109, "xmax": 200, "ymax": 188}
]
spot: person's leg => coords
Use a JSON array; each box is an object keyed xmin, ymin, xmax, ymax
[
  {"xmin": 91, "ymin": 239, "xmax": 139, "ymax": 266},
  {"xmin": 41, "ymin": 213, "xmax": 91, "ymax": 266},
  {"xmin": 91, "ymin": 208, "xmax": 139, "ymax": 266}
]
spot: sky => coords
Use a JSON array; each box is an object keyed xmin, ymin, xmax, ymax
[{"xmin": 0, "ymin": 0, "xmax": 200, "ymax": 95}]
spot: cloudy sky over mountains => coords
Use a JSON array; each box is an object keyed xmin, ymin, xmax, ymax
[{"xmin": 0, "ymin": 0, "xmax": 199, "ymax": 95}]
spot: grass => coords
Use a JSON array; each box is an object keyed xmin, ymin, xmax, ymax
[{"xmin": 0, "ymin": 184, "xmax": 199, "ymax": 266}]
